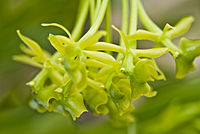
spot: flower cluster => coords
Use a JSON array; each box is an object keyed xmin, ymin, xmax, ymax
[{"xmin": 14, "ymin": 0, "xmax": 200, "ymax": 125}]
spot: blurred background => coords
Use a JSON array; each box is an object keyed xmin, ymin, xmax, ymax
[{"xmin": 0, "ymin": 0, "xmax": 200, "ymax": 134}]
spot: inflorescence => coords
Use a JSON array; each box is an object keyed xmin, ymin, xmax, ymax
[{"xmin": 14, "ymin": 0, "xmax": 200, "ymax": 125}]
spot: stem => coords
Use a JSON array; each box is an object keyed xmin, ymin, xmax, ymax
[
  {"xmin": 161, "ymin": 39, "xmax": 182, "ymax": 53},
  {"xmin": 89, "ymin": 0, "xmax": 95, "ymax": 25},
  {"xmin": 121, "ymin": 0, "xmax": 129, "ymax": 35},
  {"xmin": 79, "ymin": 0, "xmax": 109, "ymax": 42},
  {"xmin": 120, "ymin": 0, "xmax": 129, "ymax": 48},
  {"xmin": 137, "ymin": 0, "xmax": 161, "ymax": 33},
  {"xmin": 138, "ymin": 0, "xmax": 182, "ymax": 54},
  {"xmin": 71, "ymin": 0, "xmax": 89, "ymax": 41},
  {"xmin": 129, "ymin": 0, "xmax": 138, "ymax": 48},
  {"xmin": 94, "ymin": 0, "xmax": 101, "ymax": 20},
  {"xmin": 129, "ymin": 0, "xmax": 138, "ymax": 35},
  {"xmin": 105, "ymin": 0, "xmax": 112, "ymax": 43},
  {"xmin": 117, "ymin": 0, "xmax": 129, "ymax": 60}
]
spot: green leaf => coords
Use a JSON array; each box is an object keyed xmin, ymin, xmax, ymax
[
  {"xmin": 166, "ymin": 16, "xmax": 194, "ymax": 39},
  {"xmin": 175, "ymin": 37, "xmax": 200, "ymax": 78}
]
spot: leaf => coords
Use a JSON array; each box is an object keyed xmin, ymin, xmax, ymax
[
  {"xmin": 127, "ymin": 30, "xmax": 160, "ymax": 41},
  {"xmin": 175, "ymin": 37, "xmax": 200, "ymax": 78},
  {"xmin": 166, "ymin": 16, "xmax": 194, "ymax": 39}
]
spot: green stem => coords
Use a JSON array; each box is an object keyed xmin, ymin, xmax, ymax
[
  {"xmin": 129, "ymin": 0, "xmax": 138, "ymax": 35},
  {"xmin": 89, "ymin": 0, "xmax": 95, "ymax": 25},
  {"xmin": 138, "ymin": 0, "xmax": 182, "ymax": 54},
  {"xmin": 117, "ymin": 0, "xmax": 129, "ymax": 60},
  {"xmin": 79, "ymin": 0, "xmax": 109, "ymax": 42},
  {"xmin": 94, "ymin": 0, "xmax": 101, "ymax": 19},
  {"xmin": 121, "ymin": 0, "xmax": 129, "ymax": 35},
  {"xmin": 105, "ymin": 0, "xmax": 112, "ymax": 43},
  {"xmin": 137, "ymin": 0, "xmax": 161, "ymax": 33},
  {"xmin": 129, "ymin": 0, "xmax": 138, "ymax": 49},
  {"xmin": 71, "ymin": 0, "xmax": 89, "ymax": 41}
]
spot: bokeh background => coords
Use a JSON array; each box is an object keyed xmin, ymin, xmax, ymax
[{"xmin": 0, "ymin": 0, "xmax": 200, "ymax": 134}]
